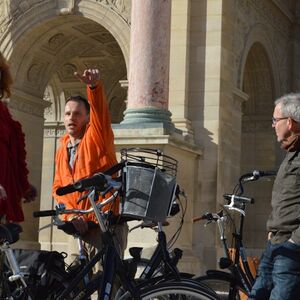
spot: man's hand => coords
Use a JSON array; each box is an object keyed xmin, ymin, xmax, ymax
[
  {"xmin": 23, "ymin": 184, "xmax": 37, "ymax": 203},
  {"xmin": 0, "ymin": 185, "xmax": 7, "ymax": 200},
  {"xmin": 70, "ymin": 216, "xmax": 88, "ymax": 236},
  {"xmin": 74, "ymin": 69, "xmax": 100, "ymax": 88}
]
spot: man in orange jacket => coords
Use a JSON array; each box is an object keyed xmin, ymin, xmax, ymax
[{"xmin": 52, "ymin": 68, "xmax": 128, "ymax": 261}]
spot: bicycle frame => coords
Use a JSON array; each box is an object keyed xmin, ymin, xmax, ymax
[
  {"xmin": 231, "ymin": 207, "xmax": 255, "ymax": 290},
  {"xmin": 194, "ymin": 203, "xmax": 254, "ymax": 295},
  {"xmin": 138, "ymin": 229, "xmax": 181, "ymax": 281},
  {"xmin": 42, "ymin": 187, "xmax": 142, "ymax": 300},
  {"xmin": 195, "ymin": 170, "xmax": 276, "ymax": 298},
  {"xmin": 0, "ymin": 224, "xmax": 35, "ymax": 300}
]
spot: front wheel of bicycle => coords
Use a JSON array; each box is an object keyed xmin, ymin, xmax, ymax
[{"xmin": 118, "ymin": 280, "xmax": 219, "ymax": 299}]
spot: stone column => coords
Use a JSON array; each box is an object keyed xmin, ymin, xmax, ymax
[{"xmin": 122, "ymin": 0, "xmax": 173, "ymax": 129}]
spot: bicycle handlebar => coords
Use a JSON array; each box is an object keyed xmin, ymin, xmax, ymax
[
  {"xmin": 223, "ymin": 194, "xmax": 254, "ymax": 204},
  {"xmin": 56, "ymin": 173, "xmax": 108, "ymax": 196},
  {"xmin": 239, "ymin": 170, "xmax": 276, "ymax": 183},
  {"xmin": 33, "ymin": 206, "xmax": 94, "ymax": 218},
  {"xmin": 193, "ymin": 211, "xmax": 223, "ymax": 223},
  {"xmin": 33, "ymin": 209, "xmax": 57, "ymax": 218}
]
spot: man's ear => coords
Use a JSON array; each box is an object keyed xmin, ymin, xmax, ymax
[{"xmin": 290, "ymin": 118, "xmax": 300, "ymax": 133}]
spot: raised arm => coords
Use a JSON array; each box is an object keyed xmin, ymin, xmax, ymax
[{"xmin": 76, "ymin": 69, "xmax": 116, "ymax": 161}]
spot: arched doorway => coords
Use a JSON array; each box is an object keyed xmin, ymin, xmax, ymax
[
  {"xmin": 241, "ymin": 42, "xmax": 276, "ymax": 250},
  {"xmin": 39, "ymin": 16, "xmax": 128, "ymax": 252},
  {"xmin": 2, "ymin": 2, "xmax": 129, "ymax": 249}
]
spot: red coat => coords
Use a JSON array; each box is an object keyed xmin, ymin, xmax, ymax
[{"xmin": 0, "ymin": 101, "xmax": 30, "ymax": 222}]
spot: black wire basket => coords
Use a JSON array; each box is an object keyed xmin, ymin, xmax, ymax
[{"xmin": 120, "ymin": 148, "xmax": 178, "ymax": 223}]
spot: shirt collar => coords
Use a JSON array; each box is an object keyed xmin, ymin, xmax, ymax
[{"xmin": 67, "ymin": 139, "xmax": 81, "ymax": 148}]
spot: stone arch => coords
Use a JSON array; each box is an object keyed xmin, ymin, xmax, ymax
[
  {"xmin": 240, "ymin": 42, "xmax": 277, "ymax": 250},
  {"xmin": 2, "ymin": 1, "xmax": 130, "ymax": 68},
  {"xmin": 237, "ymin": 24, "xmax": 280, "ymax": 97}
]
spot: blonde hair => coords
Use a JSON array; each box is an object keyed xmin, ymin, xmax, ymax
[{"xmin": 0, "ymin": 52, "xmax": 13, "ymax": 99}]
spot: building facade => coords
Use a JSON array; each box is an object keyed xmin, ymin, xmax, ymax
[{"xmin": 1, "ymin": 0, "xmax": 299, "ymax": 274}]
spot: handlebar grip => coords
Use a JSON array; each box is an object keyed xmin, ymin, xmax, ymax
[
  {"xmin": 193, "ymin": 216, "xmax": 204, "ymax": 222},
  {"xmin": 240, "ymin": 170, "xmax": 277, "ymax": 183},
  {"xmin": 56, "ymin": 184, "xmax": 75, "ymax": 196},
  {"xmin": 33, "ymin": 210, "xmax": 57, "ymax": 218},
  {"xmin": 223, "ymin": 194, "xmax": 254, "ymax": 204},
  {"xmin": 56, "ymin": 173, "xmax": 108, "ymax": 196}
]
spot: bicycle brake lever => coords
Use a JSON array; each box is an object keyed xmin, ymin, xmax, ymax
[
  {"xmin": 204, "ymin": 220, "xmax": 212, "ymax": 227},
  {"xmin": 77, "ymin": 192, "xmax": 89, "ymax": 204},
  {"xmin": 224, "ymin": 194, "xmax": 246, "ymax": 216},
  {"xmin": 223, "ymin": 205, "xmax": 245, "ymax": 216},
  {"xmin": 99, "ymin": 180, "xmax": 122, "ymax": 196}
]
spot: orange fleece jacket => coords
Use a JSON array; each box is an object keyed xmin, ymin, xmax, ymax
[{"xmin": 52, "ymin": 83, "xmax": 118, "ymax": 221}]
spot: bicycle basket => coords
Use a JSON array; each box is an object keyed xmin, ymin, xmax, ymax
[{"xmin": 120, "ymin": 148, "xmax": 178, "ymax": 223}]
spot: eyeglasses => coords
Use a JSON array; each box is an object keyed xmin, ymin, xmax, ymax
[{"xmin": 272, "ymin": 116, "xmax": 288, "ymax": 125}]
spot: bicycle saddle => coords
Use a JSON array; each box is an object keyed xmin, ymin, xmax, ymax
[{"xmin": 0, "ymin": 223, "xmax": 23, "ymax": 244}]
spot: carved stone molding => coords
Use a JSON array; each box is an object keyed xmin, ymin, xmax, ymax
[
  {"xmin": 43, "ymin": 126, "xmax": 66, "ymax": 138},
  {"xmin": 9, "ymin": 89, "xmax": 51, "ymax": 117},
  {"xmin": 43, "ymin": 86, "xmax": 54, "ymax": 118},
  {"xmin": 0, "ymin": 0, "xmax": 131, "ymax": 43},
  {"xmin": 95, "ymin": 0, "xmax": 131, "ymax": 26},
  {"xmin": 237, "ymin": 0, "xmax": 291, "ymax": 37},
  {"xmin": 56, "ymin": 0, "xmax": 75, "ymax": 15},
  {"xmin": 234, "ymin": 0, "xmax": 291, "ymax": 92},
  {"xmin": 57, "ymin": 63, "xmax": 78, "ymax": 82}
]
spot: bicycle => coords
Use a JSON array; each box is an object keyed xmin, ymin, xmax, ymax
[
  {"xmin": 193, "ymin": 170, "xmax": 276, "ymax": 300},
  {"xmin": 0, "ymin": 222, "xmax": 35, "ymax": 300},
  {"xmin": 33, "ymin": 148, "xmax": 220, "ymax": 299}
]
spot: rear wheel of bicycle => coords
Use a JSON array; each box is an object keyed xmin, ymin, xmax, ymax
[{"xmin": 195, "ymin": 274, "xmax": 246, "ymax": 300}]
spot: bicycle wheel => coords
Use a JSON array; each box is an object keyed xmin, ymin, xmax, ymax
[
  {"xmin": 195, "ymin": 274, "xmax": 246, "ymax": 300},
  {"xmin": 117, "ymin": 280, "xmax": 219, "ymax": 299}
]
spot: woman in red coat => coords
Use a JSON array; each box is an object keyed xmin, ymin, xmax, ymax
[{"xmin": 0, "ymin": 52, "xmax": 36, "ymax": 223}]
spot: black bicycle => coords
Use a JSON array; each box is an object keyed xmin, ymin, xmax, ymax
[{"xmin": 4, "ymin": 148, "xmax": 219, "ymax": 299}]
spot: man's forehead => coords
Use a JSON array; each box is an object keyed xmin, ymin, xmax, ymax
[
  {"xmin": 65, "ymin": 100, "xmax": 86, "ymax": 111},
  {"xmin": 274, "ymin": 104, "xmax": 282, "ymax": 114}
]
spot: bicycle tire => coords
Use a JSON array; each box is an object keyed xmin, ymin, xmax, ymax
[
  {"xmin": 117, "ymin": 280, "xmax": 219, "ymax": 299},
  {"xmin": 194, "ymin": 274, "xmax": 246, "ymax": 300}
]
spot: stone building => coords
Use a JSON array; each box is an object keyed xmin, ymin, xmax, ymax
[{"xmin": 0, "ymin": 0, "xmax": 299, "ymax": 274}]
